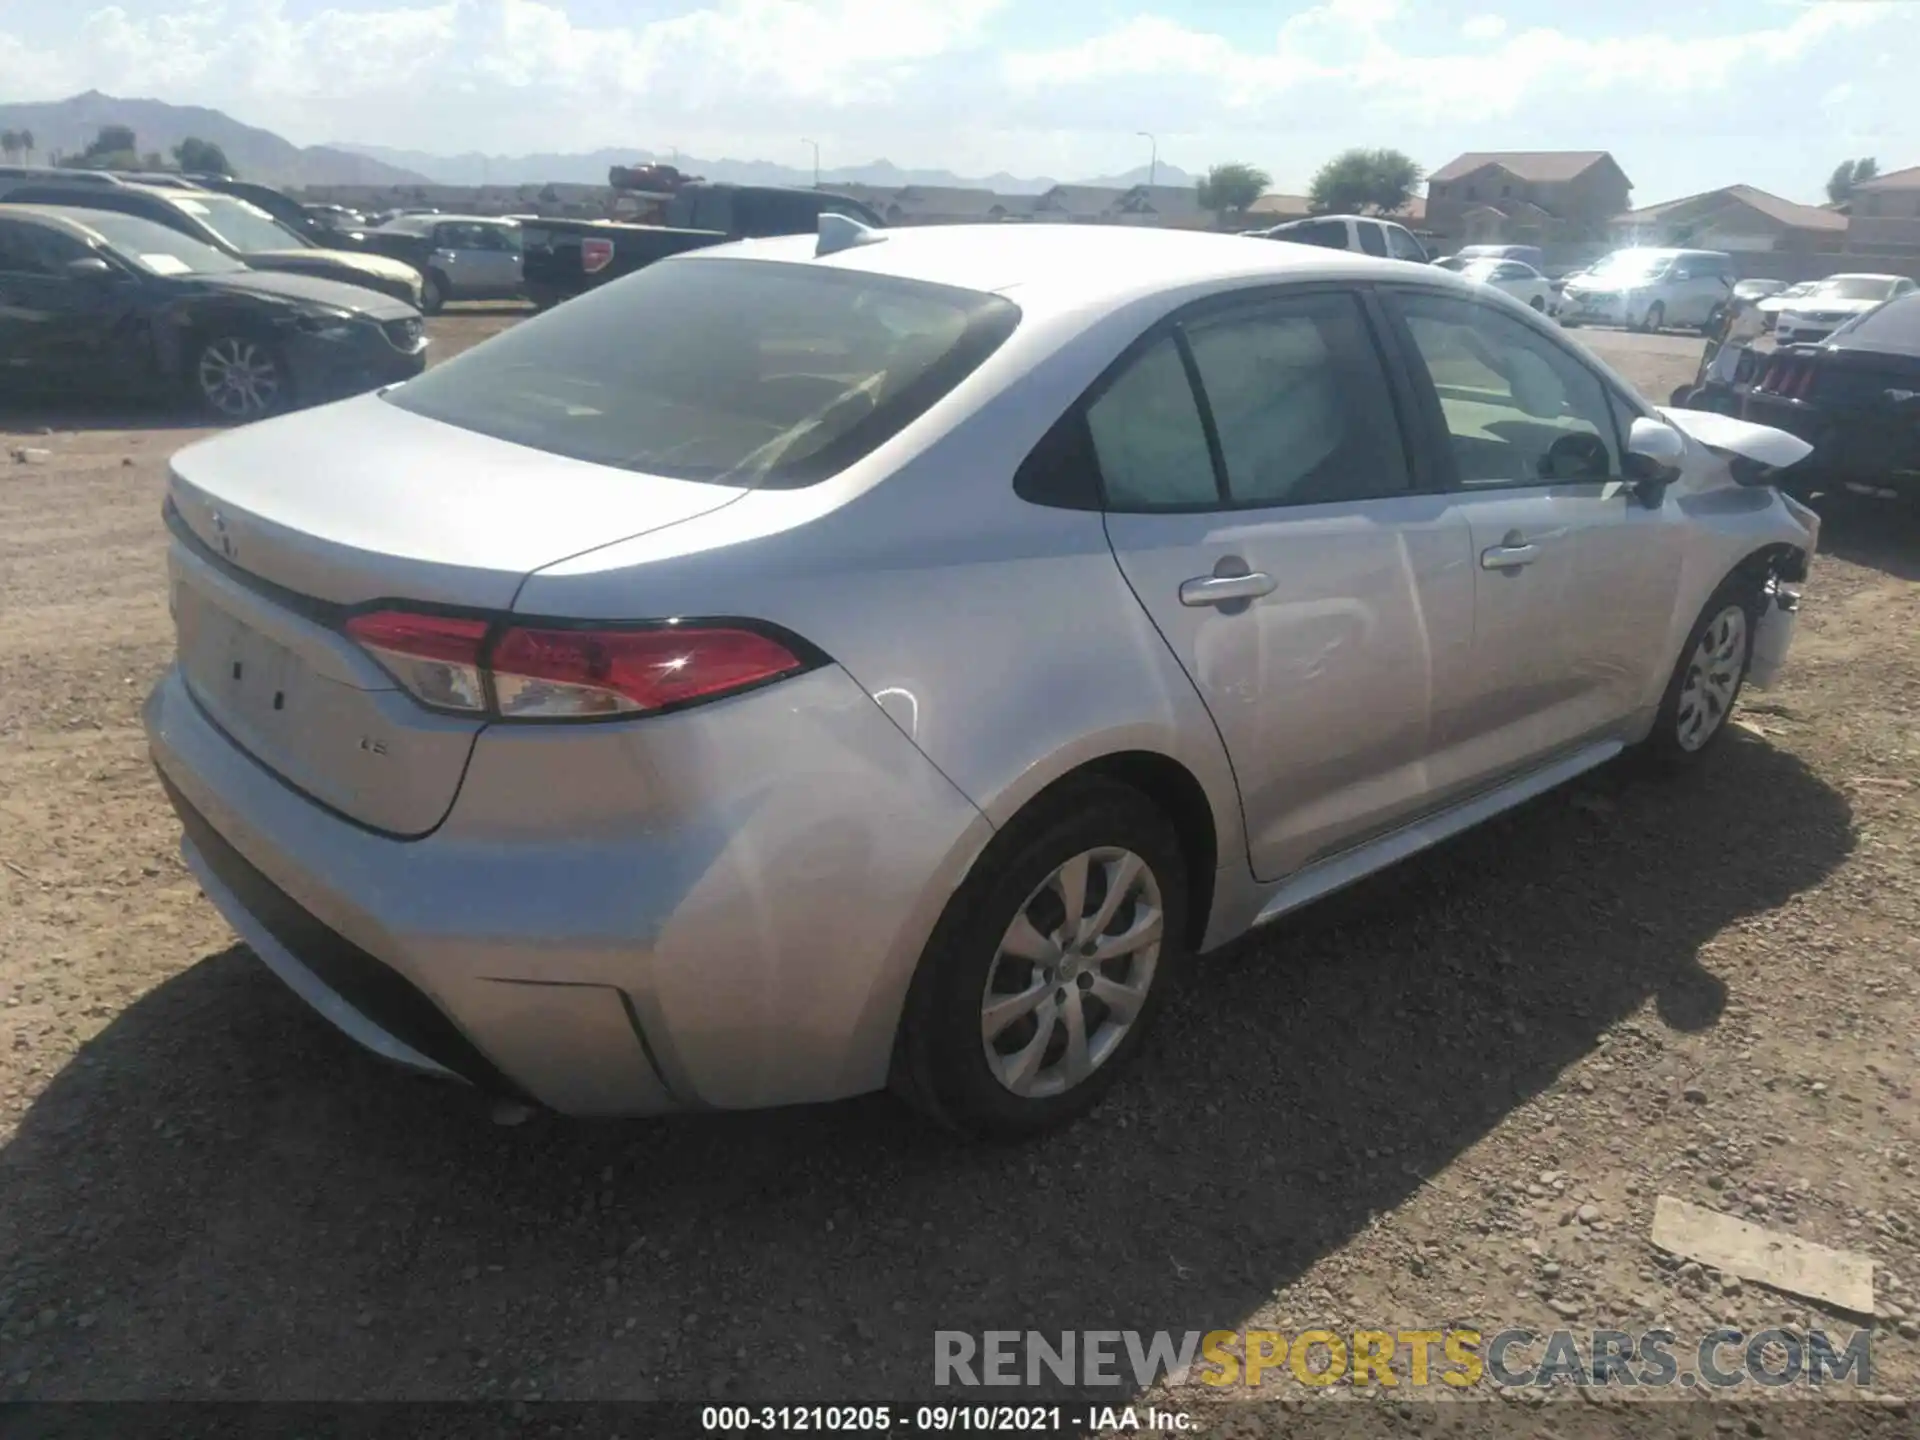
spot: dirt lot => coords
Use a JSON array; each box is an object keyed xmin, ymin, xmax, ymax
[{"xmin": 2, "ymin": 309, "xmax": 1917, "ymax": 1415}]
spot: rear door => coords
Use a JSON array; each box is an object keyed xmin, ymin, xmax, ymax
[
  {"xmin": 1384, "ymin": 224, "xmax": 1428, "ymax": 265},
  {"xmin": 1379, "ymin": 286, "xmax": 1685, "ymax": 794},
  {"xmin": 467, "ymin": 223, "xmax": 522, "ymax": 292},
  {"xmin": 1097, "ymin": 286, "xmax": 1475, "ymax": 881},
  {"xmin": 429, "ymin": 222, "xmax": 488, "ymax": 297}
]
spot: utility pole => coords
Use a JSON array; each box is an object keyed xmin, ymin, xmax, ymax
[
  {"xmin": 1137, "ymin": 131, "xmax": 1158, "ymax": 189},
  {"xmin": 802, "ymin": 137, "xmax": 820, "ymax": 188}
]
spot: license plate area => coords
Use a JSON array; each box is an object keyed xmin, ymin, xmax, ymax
[{"xmin": 176, "ymin": 581, "xmax": 320, "ymax": 735}]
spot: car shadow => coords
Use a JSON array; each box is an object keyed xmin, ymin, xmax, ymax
[
  {"xmin": 441, "ymin": 301, "xmax": 536, "ymax": 317},
  {"xmin": 1801, "ymin": 484, "xmax": 1920, "ymax": 582},
  {"xmin": 0, "ymin": 396, "xmax": 211, "ymax": 435},
  {"xmin": 0, "ymin": 734, "xmax": 1852, "ymax": 1401}
]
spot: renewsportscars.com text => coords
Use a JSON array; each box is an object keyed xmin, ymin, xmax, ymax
[{"xmin": 934, "ymin": 1328, "xmax": 1873, "ymax": 1390}]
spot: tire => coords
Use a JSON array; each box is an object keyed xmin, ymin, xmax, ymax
[
  {"xmin": 1642, "ymin": 301, "xmax": 1667, "ymax": 333},
  {"xmin": 190, "ymin": 333, "xmax": 289, "ymax": 422},
  {"xmin": 420, "ymin": 271, "xmax": 448, "ymax": 315},
  {"xmin": 1529, "ymin": 295, "xmax": 1546, "ymax": 312},
  {"xmin": 1640, "ymin": 575, "xmax": 1761, "ymax": 772},
  {"xmin": 892, "ymin": 780, "xmax": 1188, "ymax": 1139}
]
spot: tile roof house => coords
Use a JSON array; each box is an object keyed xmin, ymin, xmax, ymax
[
  {"xmin": 1112, "ymin": 183, "xmax": 1209, "ymax": 228},
  {"xmin": 1425, "ymin": 151, "xmax": 1630, "ymax": 244},
  {"xmin": 1028, "ymin": 184, "xmax": 1128, "ymax": 223},
  {"xmin": 1843, "ymin": 165, "xmax": 1920, "ymax": 254},
  {"xmin": 1610, "ymin": 185, "xmax": 1846, "ymax": 253},
  {"xmin": 823, "ymin": 183, "xmax": 1019, "ymax": 225}
]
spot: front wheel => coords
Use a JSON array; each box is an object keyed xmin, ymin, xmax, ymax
[
  {"xmin": 1641, "ymin": 578, "xmax": 1759, "ymax": 771},
  {"xmin": 1529, "ymin": 295, "xmax": 1546, "ymax": 312},
  {"xmin": 1642, "ymin": 301, "xmax": 1667, "ymax": 332},
  {"xmin": 192, "ymin": 334, "xmax": 287, "ymax": 422},
  {"xmin": 893, "ymin": 781, "xmax": 1187, "ymax": 1139},
  {"xmin": 420, "ymin": 271, "xmax": 448, "ymax": 315}
]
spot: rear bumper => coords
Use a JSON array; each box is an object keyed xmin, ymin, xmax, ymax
[
  {"xmin": 145, "ymin": 662, "xmax": 993, "ymax": 1115},
  {"xmin": 1741, "ymin": 392, "xmax": 1920, "ymax": 492}
]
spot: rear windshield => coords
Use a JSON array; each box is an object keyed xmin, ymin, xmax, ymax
[
  {"xmin": 1830, "ymin": 293, "xmax": 1920, "ymax": 351},
  {"xmin": 384, "ymin": 257, "xmax": 1021, "ymax": 487}
]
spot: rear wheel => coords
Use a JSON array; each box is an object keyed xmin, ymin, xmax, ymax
[
  {"xmin": 893, "ymin": 780, "xmax": 1187, "ymax": 1139},
  {"xmin": 192, "ymin": 334, "xmax": 287, "ymax": 422},
  {"xmin": 1641, "ymin": 300, "xmax": 1667, "ymax": 333},
  {"xmin": 1641, "ymin": 576, "xmax": 1760, "ymax": 771},
  {"xmin": 1529, "ymin": 295, "xmax": 1546, "ymax": 312}
]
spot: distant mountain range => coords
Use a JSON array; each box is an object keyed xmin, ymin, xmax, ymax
[
  {"xmin": 0, "ymin": 92, "xmax": 1200, "ymax": 196},
  {"xmin": 0, "ymin": 93, "xmax": 433, "ymax": 187},
  {"xmin": 324, "ymin": 145, "xmax": 1198, "ymax": 195}
]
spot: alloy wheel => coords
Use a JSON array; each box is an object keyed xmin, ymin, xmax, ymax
[
  {"xmin": 1676, "ymin": 604, "xmax": 1747, "ymax": 751},
  {"xmin": 979, "ymin": 847, "xmax": 1163, "ymax": 1099},
  {"xmin": 197, "ymin": 338, "xmax": 281, "ymax": 420}
]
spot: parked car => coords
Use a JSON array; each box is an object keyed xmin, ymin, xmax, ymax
[
  {"xmin": 1439, "ymin": 243, "xmax": 1546, "ymax": 271},
  {"xmin": 518, "ymin": 182, "xmax": 887, "ymax": 309},
  {"xmin": 0, "ymin": 175, "xmax": 425, "ymax": 308},
  {"xmin": 1771, "ymin": 273, "xmax": 1917, "ymax": 345},
  {"xmin": 304, "ymin": 204, "xmax": 370, "ymax": 241},
  {"xmin": 1556, "ymin": 248, "xmax": 1734, "ymax": 332},
  {"xmin": 1454, "ymin": 256, "xmax": 1555, "ymax": 312},
  {"xmin": 1252, "ymin": 213, "xmax": 1429, "ymax": 264},
  {"xmin": 1732, "ymin": 278, "xmax": 1789, "ymax": 303},
  {"xmin": 356, "ymin": 214, "xmax": 524, "ymax": 313},
  {"xmin": 146, "ymin": 222, "xmax": 1817, "ymax": 1137},
  {"xmin": 182, "ymin": 174, "xmax": 373, "ymax": 251},
  {"xmin": 1740, "ymin": 291, "xmax": 1920, "ymax": 499},
  {"xmin": 0, "ymin": 205, "xmax": 426, "ymax": 420}
]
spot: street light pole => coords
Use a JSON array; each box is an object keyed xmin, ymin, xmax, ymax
[
  {"xmin": 1137, "ymin": 131, "xmax": 1157, "ymax": 189},
  {"xmin": 802, "ymin": 137, "xmax": 820, "ymax": 188}
]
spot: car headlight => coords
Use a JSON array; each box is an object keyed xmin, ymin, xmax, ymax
[{"xmin": 290, "ymin": 309, "xmax": 361, "ymax": 340}]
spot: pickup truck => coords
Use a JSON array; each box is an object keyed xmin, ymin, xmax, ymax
[{"xmin": 519, "ymin": 182, "xmax": 886, "ymax": 308}]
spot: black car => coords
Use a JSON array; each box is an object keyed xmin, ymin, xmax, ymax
[
  {"xmin": 0, "ymin": 205, "xmax": 428, "ymax": 420},
  {"xmin": 182, "ymin": 174, "xmax": 371, "ymax": 250},
  {"xmin": 1740, "ymin": 291, "xmax": 1920, "ymax": 499},
  {"xmin": 0, "ymin": 175, "xmax": 424, "ymax": 308}
]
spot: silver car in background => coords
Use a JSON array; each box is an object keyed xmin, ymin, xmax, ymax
[{"xmin": 147, "ymin": 221, "xmax": 1818, "ymax": 1138}]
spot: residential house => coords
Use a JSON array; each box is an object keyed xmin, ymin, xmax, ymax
[
  {"xmin": 1424, "ymin": 151, "xmax": 1631, "ymax": 245},
  {"xmin": 820, "ymin": 183, "xmax": 1018, "ymax": 225},
  {"xmin": 1112, "ymin": 183, "xmax": 1209, "ymax": 228},
  {"xmin": 1610, "ymin": 185, "xmax": 1846, "ymax": 254},
  {"xmin": 1243, "ymin": 192, "xmax": 1314, "ymax": 227},
  {"xmin": 1843, "ymin": 165, "xmax": 1920, "ymax": 254},
  {"xmin": 1028, "ymin": 185, "xmax": 1127, "ymax": 223}
]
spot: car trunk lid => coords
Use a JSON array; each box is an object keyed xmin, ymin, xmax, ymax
[{"xmin": 165, "ymin": 394, "xmax": 747, "ymax": 834}]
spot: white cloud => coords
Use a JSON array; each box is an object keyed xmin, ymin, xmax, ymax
[{"xmin": 1461, "ymin": 14, "xmax": 1507, "ymax": 41}]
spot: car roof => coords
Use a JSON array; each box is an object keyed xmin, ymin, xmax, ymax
[
  {"xmin": 0, "ymin": 204, "xmax": 96, "ymax": 236},
  {"xmin": 1819, "ymin": 272, "xmax": 1904, "ymax": 283},
  {"xmin": 681, "ymin": 223, "xmax": 1471, "ymax": 319}
]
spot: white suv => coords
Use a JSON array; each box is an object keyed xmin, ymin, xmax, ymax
[
  {"xmin": 1557, "ymin": 248, "xmax": 1734, "ymax": 333},
  {"xmin": 1254, "ymin": 214, "xmax": 1430, "ymax": 265}
]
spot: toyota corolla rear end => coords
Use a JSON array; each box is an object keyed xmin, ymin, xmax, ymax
[{"xmin": 145, "ymin": 250, "xmax": 1018, "ymax": 1114}]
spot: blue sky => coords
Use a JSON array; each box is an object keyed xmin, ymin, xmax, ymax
[{"xmin": 2, "ymin": 0, "xmax": 1914, "ymax": 200}]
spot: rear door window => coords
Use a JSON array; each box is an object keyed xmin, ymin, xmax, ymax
[
  {"xmin": 1356, "ymin": 222, "xmax": 1389, "ymax": 258},
  {"xmin": 1385, "ymin": 226, "xmax": 1426, "ymax": 262},
  {"xmin": 383, "ymin": 257, "xmax": 1020, "ymax": 488},
  {"xmin": 1182, "ymin": 291, "xmax": 1410, "ymax": 505},
  {"xmin": 1084, "ymin": 337, "xmax": 1220, "ymax": 509},
  {"xmin": 1281, "ymin": 219, "xmax": 1350, "ymax": 250}
]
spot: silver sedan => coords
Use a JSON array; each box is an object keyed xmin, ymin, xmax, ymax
[{"xmin": 147, "ymin": 221, "xmax": 1819, "ymax": 1137}]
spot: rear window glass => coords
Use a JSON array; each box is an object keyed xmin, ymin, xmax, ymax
[
  {"xmin": 384, "ymin": 257, "xmax": 1021, "ymax": 487},
  {"xmin": 1830, "ymin": 292, "xmax": 1920, "ymax": 350}
]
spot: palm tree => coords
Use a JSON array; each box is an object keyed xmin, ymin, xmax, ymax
[
  {"xmin": 0, "ymin": 130, "xmax": 19, "ymax": 163},
  {"xmin": 18, "ymin": 129, "xmax": 33, "ymax": 164}
]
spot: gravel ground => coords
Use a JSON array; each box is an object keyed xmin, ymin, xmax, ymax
[{"xmin": 1, "ymin": 311, "xmax": 1916, "ymax": 1416}]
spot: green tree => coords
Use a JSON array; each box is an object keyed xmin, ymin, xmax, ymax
[
  {"xmin": 172, "ymin": 136, "xmax": 232, "ymax": 175},
  {"xmin": 1309, "ymin": 147, "xmax": 1423, "ymax": 216},
  {"xmin": 1826, "ymin": 157, "xmax": 1880, "ymax": 205},
  {"xmin": 18, "ymin": 129, "xmax": 32, "ymax": 163},
  {"xmin": 62, "ymin": 124, "xmax": 140, "ymax": 170},
  {"xmin": 1197, "ymin": 162, "xmax": 1271, "ymax": 224},
  {"xmin": 0, "ymin": 130, "xmax": 20, "ymax": 162}
]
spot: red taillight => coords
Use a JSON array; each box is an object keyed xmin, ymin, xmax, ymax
[
  {"xmin": 580, "ymin": 237, "xmax": 614, "ymax": 275},
  {"xmin": 345, "ymin": 610, "xmax": 490, "ymax": 713},
  {"xmin": 343, "ymin": 610, "xmax": 810, "ymax": 721},
  {"xmin": 490, "ymin": 625, "xmax": 804, "ymax": 719}
]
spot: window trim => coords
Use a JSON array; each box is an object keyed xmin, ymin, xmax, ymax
[
  {"xmin": 1374, "ymin": 281, "xmax": 1647, "ymax": 495},
  {"xmin": 1032, "ymin": 281, "xmax": 1431, "ymax": 515}
]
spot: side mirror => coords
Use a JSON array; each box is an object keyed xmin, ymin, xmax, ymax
[
  {"xmin": 64, "ymin": 256, "xmax": 114, "ymax": 279},
  {"xmin": 1624, "ymin": 416, "xmax": 1685, "ymax": 505}
]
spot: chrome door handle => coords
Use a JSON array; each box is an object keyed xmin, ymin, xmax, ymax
[
  {"xmin": 1179, "ymin": 572, "xmax": 1278, "ymax": 607},
  {"xmin": 1480, "ymin": 543, "xmax": 1540, "ymax": 570}
]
